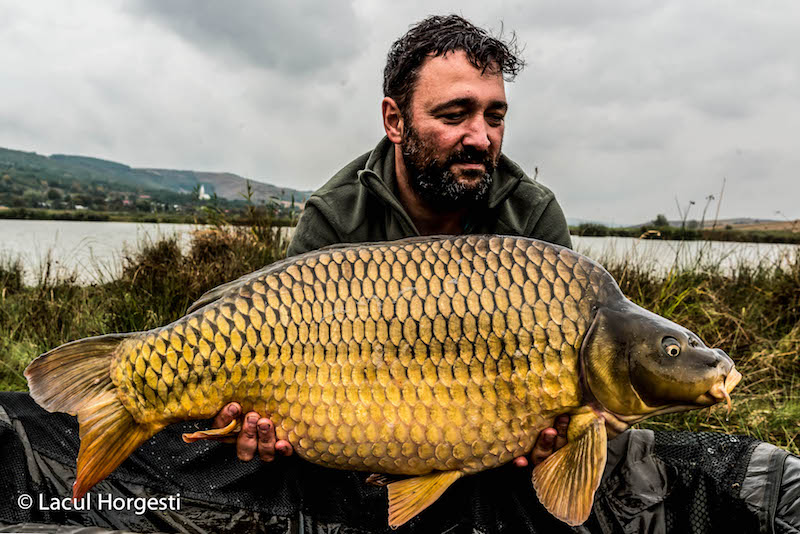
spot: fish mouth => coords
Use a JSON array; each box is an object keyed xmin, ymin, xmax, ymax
[
  {"xmin": 604, "ymin": 367, "xmax": 743, "ymax": 426},
  {"xmin": 693, "ymin": 368, "xmax": 743, "ymax": 415}
]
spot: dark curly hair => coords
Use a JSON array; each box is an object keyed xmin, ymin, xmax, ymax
[{"xmin": 383, "ymin": 15, "xmax": 525, "ymax": 117}]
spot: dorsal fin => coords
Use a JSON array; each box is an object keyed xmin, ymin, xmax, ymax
[
  {"xmin": 186, "ymin": 234, "xmax": 546, "ymax": 314},
  {"xmin": 186, "ymin": 253, "xmax": 303, "ymax": 313}
]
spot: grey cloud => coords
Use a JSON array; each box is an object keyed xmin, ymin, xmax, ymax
[
  {"xmin": 1, "ymin": 1, "xmax": 798, "ymax": 224},
  {"xmin": 130, "ymin": 0, "xmax": 361, "ymax": 75},
  {"xmin": 513, "ymin": 3, "xmax": 798, "ymax": 119},
  {"xmin": 512, "ymin": 0, "xmax": 662, "ymax": 30},
  {"xmin": 711, "ymin": 148, "xmax": 777, "ymax": 185}
]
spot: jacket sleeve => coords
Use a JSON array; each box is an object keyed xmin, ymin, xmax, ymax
[
  {"xmin": 528, "ymin": 197, "xmax": 573, "ymax": 249},
  {"xmin": 286, "ymin": 201, "xmax": 342, "ymax": 258}
]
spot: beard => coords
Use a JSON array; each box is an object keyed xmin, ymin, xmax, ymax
[{"xmin": 400, "ymin": 124, "xmax": 496, "ymax": 211}]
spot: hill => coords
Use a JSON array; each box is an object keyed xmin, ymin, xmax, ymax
[{"xmin": 0, "ymin": 147, "xmax": 312, "ymax": 210}]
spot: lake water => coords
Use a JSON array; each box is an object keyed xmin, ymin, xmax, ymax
[
  {"xmin": 0, "ymin": 219, "xmax": 797, "ymax": 285},
  {"xmin": 571, "ymin": 235, "xmax": 798, "ymax": 274},
  {"xmin": 0, "ymin": 220, "xmax": 203, "ymax": 285}
]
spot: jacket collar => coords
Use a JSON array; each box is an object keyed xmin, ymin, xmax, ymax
[{"xmin": 357, "ymin": 136, "xmax": 527, "ymax": 231}]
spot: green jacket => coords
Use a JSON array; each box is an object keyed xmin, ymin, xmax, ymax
[{"xmin": 287, "ymin": 137, "xmax": 571, "ymax": 257}]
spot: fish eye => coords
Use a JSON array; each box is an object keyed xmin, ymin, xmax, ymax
[{"xmin": 661, "ymin": 337, "xmax": 681, "ymax": 357}]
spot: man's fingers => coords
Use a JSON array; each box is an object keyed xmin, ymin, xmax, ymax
[
  {"xmin": 237, "ymin": 412, "xmax": 259, "ymax": 461},
  {"xmin": 554, "ymin": 415, "xmax": 569, "ymax": 451},
  {"xmin": 257, "ymin": 418, "xmax": 277, "ymax": 462},
  {"xmin": 213, "ymin": 402, "xmax": 241, "ymax": 429},
  {"xmin": 276, "ymin": 440, "xmax": 294, "ymax": 457},
  {"xmin": 220, "ymin": 408, "xmax": 292, "ymax": 462},
  {"xmin": 530, "ymin": 428, "xmax": 557, "ymax": 466}
]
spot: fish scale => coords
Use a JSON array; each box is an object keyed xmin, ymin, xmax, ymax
[{"xmin": 110, "ymin": 235, "xmax": 603, "ymax": 475}]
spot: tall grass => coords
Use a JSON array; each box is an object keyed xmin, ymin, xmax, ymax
[
  {"xmin": 0, "ymin": 230, "xmax": 797, "ymax": 453},
  {"xmin": 0, "ymin": 225, "xmax": 287, "ymax": 391}
]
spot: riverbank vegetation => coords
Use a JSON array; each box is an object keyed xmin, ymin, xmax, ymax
[
  {"xmin": 571, "ymin": 222, "xmax": 800, "ymax": 244},
  {"xmin": 0, "ymin": 225, "xmax": 797, "ymax": 454},
  {"xmin": 0, "ymin": 206, "xmax": 296, "ymax": 226}
]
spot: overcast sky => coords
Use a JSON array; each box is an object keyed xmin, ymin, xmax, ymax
[{"xmin": 1, "ymin": 1, "xmax": 798, "ymax": 225}]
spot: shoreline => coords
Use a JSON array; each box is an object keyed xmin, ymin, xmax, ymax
[{"xmin": 2, "ymin": 209, "xmax": 798, "ymax": 244}]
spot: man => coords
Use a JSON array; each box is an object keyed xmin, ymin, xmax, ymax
[{"xmin": 215, "ymin": 14, "xmax": 572, "ymax": 470}]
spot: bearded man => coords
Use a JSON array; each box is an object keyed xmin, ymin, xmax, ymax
[
  {"xmin": 217, "ymin": 14, "xmax": 572, "ymax": 470},
  {"xmin": 288, "ymin": 18, "xmax": 570, "ymax": 255}
]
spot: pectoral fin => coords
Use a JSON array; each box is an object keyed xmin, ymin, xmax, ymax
[
  {"xmin": 182, "ymin": 419, "xmax": 241, "ymax": 443},
  {"xmin": 531, "ymin": 412, "xmax": 607, "ymax": 526},
  {"xmin": 387, "ymin": 471, "xmax": 463, "ymax": 528}
]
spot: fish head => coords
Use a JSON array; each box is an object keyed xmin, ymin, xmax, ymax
[{"xmin": 581, "ymin": 301, "xmax": 742, "ymax": 419}]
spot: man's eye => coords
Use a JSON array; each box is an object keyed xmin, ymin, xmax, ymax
[
  {"xmin": 442, "ymin": 113, "xmax": 464, "ymax": 122},
  {"xmin": 486, "ymin": 114, "xmax": 505, "ymax": 126}
]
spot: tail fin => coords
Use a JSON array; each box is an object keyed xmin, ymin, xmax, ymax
[{"xmin": 24, "ymin": 334, "xmax": 163, "ymax": 499}]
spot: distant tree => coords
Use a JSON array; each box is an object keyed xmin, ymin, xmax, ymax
[
  {"xmin": 135, "ymin": 199, "xmax": 152, "ymax": 212},
  {"xmin": 687, "ymin": 219, "xmax": 699, "ymax": 230},
  {"xmin": 23, "ymin": 190, "xmax": 44, "ymax": 206},
  {"xmin": 47, "ymin": 188, "xmax": 62, "ymax": 200},
  {"xmin": 653, "ymin": 214, "xmax": 669, "ymax": 227}
]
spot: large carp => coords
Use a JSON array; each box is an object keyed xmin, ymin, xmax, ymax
[{"xmin": 25, "ymin": 235, "xmax": 741, "ymax": 527}]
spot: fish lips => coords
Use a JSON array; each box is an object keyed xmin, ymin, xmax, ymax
[{"xmin": 692, "ymin": 367, "xmax": 743, "ymax": 410}]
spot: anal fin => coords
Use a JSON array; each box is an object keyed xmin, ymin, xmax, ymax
[
  {"xmin": 387, "ymin": 470, "xmax": 463, "ymax": 528},
  {"xmin": 182, "ymin": 419, "xmax": 241, "ymax": 443},
  {"xmin": 531, "ymin": 411, "xmax": 607, "ymax": 526}
]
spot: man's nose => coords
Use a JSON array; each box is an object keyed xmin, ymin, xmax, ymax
[{"xmin": 462, "ymin": 117, "xmax": 491, "ymax": 151}]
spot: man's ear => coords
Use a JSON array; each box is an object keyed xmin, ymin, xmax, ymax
[{"xmin": 382, "ymin": 97, "xmax": 404, "ymax": 144}]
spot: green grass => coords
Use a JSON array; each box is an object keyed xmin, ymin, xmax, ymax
[{"xmin": 1, "ymin": 230, "xmax": 797, "ymax": 454}]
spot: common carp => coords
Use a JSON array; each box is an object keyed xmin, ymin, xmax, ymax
[{"xmin": 25, "ymin": 235, "xmax": 741, "ymax": 527}]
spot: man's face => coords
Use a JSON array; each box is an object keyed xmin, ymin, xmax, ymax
[{"xmin": 400, "ymin": 50, "xmax": 507, "ymax": 210}]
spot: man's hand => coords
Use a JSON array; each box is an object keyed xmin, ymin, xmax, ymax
[
  {"xmin": 213, "ymin": 402, "xmax": 294, "ymax": 462},
  {"xmin": 213, "ymin": 403, "xmax": 565, "ymax": 465},
  {"xmin": 513, "ymin": 414, "xmax": 570, "ymax": 468}
]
